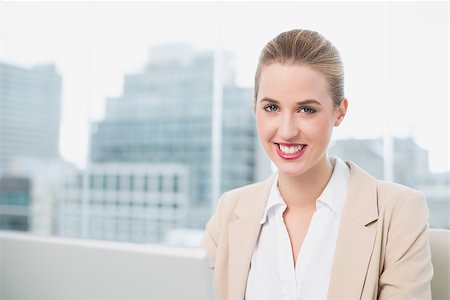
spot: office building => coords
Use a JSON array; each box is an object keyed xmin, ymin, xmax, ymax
[
  {"xmin": 0, "ymin": 62, "xmax": 62, "ymax": 174},
  {"xmin": 0, "ymin": 176, "xmax": 31, "ymax": 231},
  {"xmin": 57, "ymin": 163, "xmax": 189, "ymax": 243},
  {"xmin": 0, "ymin": 62, "xmax": 62, "ymax": 233},
  {"xmin": 329, "ymin": 137, "xmax": 448, "ymax": 228},
  {"xmin": 329, "ymin": 137, "xmax": 429, "ymax": 184},
  {"xmin": 90, "ymin": 44, "xmax": 258, "ymax": 230}
]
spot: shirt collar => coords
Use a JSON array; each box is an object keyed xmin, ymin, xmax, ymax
[
  {"xmin": 259, "ymin": 156, "xmax": 350, "ymax": 225},
  {"xmin": 316, "ymin": 156, "xmax": 350, "ymax": 216},
  {"xmin": 260, "ymin": 172, "xmax": 284, "ymax": 225}
]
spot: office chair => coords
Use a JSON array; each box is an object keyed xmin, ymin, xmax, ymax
[{"xmin": 429, "ymin": 228, "xmax": 450, "ymax": 300}]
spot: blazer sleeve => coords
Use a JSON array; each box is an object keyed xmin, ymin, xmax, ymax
[
  {"xmin": 378, "ymin": 190, "xmax": 434, "ymax": 299},
  {"xmin": 200, "ymin": 192, "xmax": 227, "ymax": 269}
]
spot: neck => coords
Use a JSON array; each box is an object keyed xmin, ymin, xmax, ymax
[{"xmin": 277, "ymin": 155, "xmax": 334, "ymax": 210}]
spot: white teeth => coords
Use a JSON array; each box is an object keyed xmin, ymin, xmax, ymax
[{"xmin": 279, "ymin": 144, "xmax": 304, "ymax": 154}]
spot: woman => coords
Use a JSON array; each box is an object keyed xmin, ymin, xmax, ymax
[{"xmin": 200, "ymin": 29, "xmax": 433, "ymax": 300}]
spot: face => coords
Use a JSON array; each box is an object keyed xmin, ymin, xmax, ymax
[{"xmin": 255, "ymin": 63, "xmax": 347, "ymax": 178}]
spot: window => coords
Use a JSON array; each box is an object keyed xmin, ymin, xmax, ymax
[
  {"xmin": 173, "ymin": 175, "xmax": 179, "ymax": 193},
  {"xmin": 158, "ymin": 175, "xmax": 163, "ymax": 193},
  {"xmin": 143, "ymin": 175, "xmax": 148, "ymax": 192},
  {"xmin": 129, "ymin": 175, "xmax": 134, "ymax": 191},
  {"xmin": 0, "ymin": 2, "xmax": 447, "ymax": 247},
  {"xmin": 115, "ymin": 175, "xmax": 120, "ymax": 191}
]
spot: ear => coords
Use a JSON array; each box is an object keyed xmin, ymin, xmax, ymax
[
  {"xmin": 253, "ymin": 98, "xmax": 257, "ymax": 113},
  {"xmin": 334, "ymin": 98, "xmax": 348, "ymax": 127}
]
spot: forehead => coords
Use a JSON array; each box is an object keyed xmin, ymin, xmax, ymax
[{"xmin": 257, "ymin": 63, "xmax": 331, "ymax": 103}]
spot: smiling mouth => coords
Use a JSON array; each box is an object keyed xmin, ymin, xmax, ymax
[{"xmin": 275, "ymin": 143, "xmax": 307, "ymax": 155}]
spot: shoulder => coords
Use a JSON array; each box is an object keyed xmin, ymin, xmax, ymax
[
  {"xmin": 346, "ymin": 161, "xmax": 428, "ymax": 219},
  {"xmin": 346, "ymin": 159, "xmax": 425, "ymax": 203},
  {"xmin": 218, "ymin": 175, "xmax": 274, "ymax": 210},
  {"xmin": 376, "ymin": 180, "xmax": 428, "ymax": 219},
  {"xmin": 377, "ymin": 180, "xmax": 424, "ymax": 200},
  {"xmin": 211, "ymin": 174, "xmax": 275, "ymax": 222},
  {"xmin": 346, "ymin": 161, "xmax": 428, "ymax": 224},
  {"xmin": 222, "ymin": 178, "xmax": 271, "ymax": 201}
]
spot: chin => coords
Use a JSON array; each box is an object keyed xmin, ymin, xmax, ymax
[
  {"xmin": 273, "ymin": 161, "xmax": 311, "ymax": 177},
  {"xmin": 278, "ymin": 168, "xmax": 309, "ymax": 178}
]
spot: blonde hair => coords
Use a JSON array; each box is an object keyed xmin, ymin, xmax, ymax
[{"xmin": 254, "ymin": 29, "xmax": 344, "ymax": 107}]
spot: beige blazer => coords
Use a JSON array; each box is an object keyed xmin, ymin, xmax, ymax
[{"xmin": 200, "ymin": 161, "xmax": 433, "ymax": 300}]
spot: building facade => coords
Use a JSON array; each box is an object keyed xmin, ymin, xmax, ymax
[
  {"xmin": 0, "ymin": 63, "xmax": 62, "ymax": 174},
  {"xmin": 90, "ymin": 45, "xmax": 258, "ymax": 229},
  {"xmin": 0, "ymin": 62, "xmax": 62, "ymax": 232},
  {"xmin": 0, "ymin": 176, "xmax": 31, "ymax": 231},
  {"xmin": 57, "ymin": 163, "xmax": 189, "ymax": 243},
  {"xmin": 329, "ymin": 137, "xmax": 448, "ymax": 229}
]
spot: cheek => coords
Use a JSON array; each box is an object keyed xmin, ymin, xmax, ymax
[
  {"xmin": 304, "ymin": 116, "xmax": 335, "ymax": 140},
  {"xmin": 256, "ymin": 113, "xmax": 277, "ymax": 144},
  {"xmin": 256, "ymin": 112, "xmax": 269, "ymax": 133}
]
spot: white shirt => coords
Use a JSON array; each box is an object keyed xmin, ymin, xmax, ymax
[{"xmin": 245, "ymin": 157, "xmax": 350, "ymax": 300}]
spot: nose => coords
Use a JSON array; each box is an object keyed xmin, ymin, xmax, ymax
[{"xmin": 277, "ymin": 113, "xmax": 299, "ymax": 140}]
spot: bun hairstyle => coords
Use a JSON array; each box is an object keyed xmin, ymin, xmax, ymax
[{"xmin": 254, "ymin": 29, "xmax": 345, "ymax": 108}]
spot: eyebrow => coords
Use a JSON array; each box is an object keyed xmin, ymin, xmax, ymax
[{"xmin": 259, "ymin": 97, "xmax": 322, "ymax": 106}]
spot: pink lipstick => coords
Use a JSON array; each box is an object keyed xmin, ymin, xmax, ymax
[{"xmin": 275, "ymin": 143, "xmax": 307, "ymax": 160}]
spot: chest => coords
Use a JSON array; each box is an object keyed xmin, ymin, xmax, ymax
[
  {"xmin": 246, "ymin": 206, "xmax": 343, "ymax": 300},
  {"xmin": 283, "ymin": 210, "xmax": 315, "ymax": 266}
]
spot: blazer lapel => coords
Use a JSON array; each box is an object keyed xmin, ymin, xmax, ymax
[
  {"xmin": 225, "ymin": 161, "xmax": 379, "ymax": 299},
  {"xmin": 228, "ymin": 174, "xmax": 275, "ymax": 300},
  {"xmin": 328, "ymin": 161, "xmax": 379, "ymax": 299}
]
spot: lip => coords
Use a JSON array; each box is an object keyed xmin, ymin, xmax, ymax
[
  {"xmin": 277, "ymin": 142, "xmax": 304, "ymax": 147},
  {"xmin": 275, "ymin": 143, "xmax": 307, "ymax": 160}
]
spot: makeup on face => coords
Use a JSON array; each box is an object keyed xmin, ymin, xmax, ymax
[{"xmin": 255, "ymin": 63, "xmax": 338, "ymax": 178}]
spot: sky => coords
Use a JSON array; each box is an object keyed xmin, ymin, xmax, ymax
[{"xmin": 0, "ymin": 1, "xmax": 448, "ymax": 172}]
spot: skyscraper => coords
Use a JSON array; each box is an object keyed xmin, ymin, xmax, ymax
[
  {"xmin": 0, "ymin": 63, "xmax": 62, "ymax": 174},
  {"xmin": 57, "ymin": 163, "xmax": 189, "ymax": 243},
  {"xmin": 328, "ymin": 137, "xmax": 430, "ymax": 185},
  {"xmin": 0, "ymin": 62, "xmax": 62, "ymax": 232},
  {"xmin": 91, "ymin": 45, "xmax": 258, "ymax": 229}
]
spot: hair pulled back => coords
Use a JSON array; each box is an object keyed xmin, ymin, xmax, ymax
[{"xmin": 255, "ymin": 29, "xmax": 345, "ymax": 107}]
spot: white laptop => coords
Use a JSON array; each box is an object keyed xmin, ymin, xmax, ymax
[{"xmin": 0, "ymin": 230, "xmax": 215, "ymax": 300}]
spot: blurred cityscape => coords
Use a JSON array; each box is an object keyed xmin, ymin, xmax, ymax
[{"xmin": 0, "ymin": 45, "xmax": 449, "ymax": 246}]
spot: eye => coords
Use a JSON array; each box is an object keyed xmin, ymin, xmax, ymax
[
  {"xmin": 299, "ymin": 107, "xmax": 316, "ymax": 114},
  {"xmin": 263, "ymin": 104, "xmax": 279, "ymax": 112}
]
